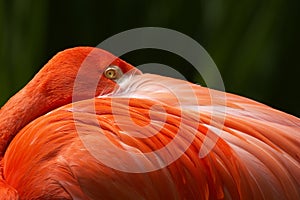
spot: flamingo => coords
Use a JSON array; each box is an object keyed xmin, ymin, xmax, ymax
[{"xmin": 0, "ymin": 47, "xmax": 299, "ymax": 199}]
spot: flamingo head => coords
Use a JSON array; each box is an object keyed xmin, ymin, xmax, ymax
[{"xmin": 32, "ymin": 47, "xmax": 140, "ymax": 110}]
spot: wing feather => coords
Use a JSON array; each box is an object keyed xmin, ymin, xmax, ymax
[{"xmin": 3, "ymin": 74, "xmax": 300, "ymax": 199}]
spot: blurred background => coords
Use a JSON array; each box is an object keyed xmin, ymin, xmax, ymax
[{"xmin": 0, "ymin": 0, "xmax": 299, "ymax": 116}]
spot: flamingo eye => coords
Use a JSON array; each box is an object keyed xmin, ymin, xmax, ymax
[{"xmin": 104, "ymin": 65, "xmax": 123, "ymax": 80}]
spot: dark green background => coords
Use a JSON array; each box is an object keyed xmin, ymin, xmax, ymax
[{"xmin": 0, "ymin": 0, "xmax": 299, "ymax": 117}]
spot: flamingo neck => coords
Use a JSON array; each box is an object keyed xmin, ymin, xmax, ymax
[{"xmin": 0, "ymin": 84, "xmax": 60, "ymax": 156}]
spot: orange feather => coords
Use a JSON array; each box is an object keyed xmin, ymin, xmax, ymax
[{"xmin": 0, "ymin": 47, "xmax": 299, "ymax": 199}]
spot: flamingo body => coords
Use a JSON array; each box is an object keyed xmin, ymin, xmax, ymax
[{"xmin": 0, "ymin": 47, "xmax": 299, "ymax": 199}]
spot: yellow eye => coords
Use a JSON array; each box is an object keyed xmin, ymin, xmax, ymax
[{"xmin": 104, "ymin": 66, "xmax": 123, "ymax": 80}]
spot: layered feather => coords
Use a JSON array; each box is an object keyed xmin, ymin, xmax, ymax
[{"xmin": 3, "ymin": 73, "xmax": 300, "ymax": 199}]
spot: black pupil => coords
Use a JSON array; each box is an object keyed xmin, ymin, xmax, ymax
[{"xmin": 108, "ymin": 70, "xmax": 114, "ymax": 77}]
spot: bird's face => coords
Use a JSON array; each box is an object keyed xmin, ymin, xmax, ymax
[{"xmin": 31, "ymin": 47, "xmax": 139, "ymax": 112}]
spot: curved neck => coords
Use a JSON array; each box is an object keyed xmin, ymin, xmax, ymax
[{"xmin": 0, "ymin": 84, "xmax": 48, "ymax": 156}]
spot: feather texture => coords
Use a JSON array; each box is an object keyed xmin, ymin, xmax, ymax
[{"xmin": 3, "ymin": 73, "xmax": 300, "ymax": 199}]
